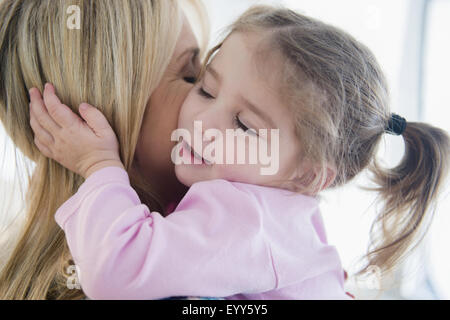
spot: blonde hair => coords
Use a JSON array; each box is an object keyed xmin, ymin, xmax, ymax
[
  {"xmin": 0, "ymin": 0, "xmax": 197, "ymax": 299},
  {"xmin": 202, "ymin": 6, "xmax": 450, "ymax": 278}
]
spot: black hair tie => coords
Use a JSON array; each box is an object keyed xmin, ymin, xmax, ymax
[{"xmin": 385, "ymin": 113, "xmax": 407, "ymax": 136}]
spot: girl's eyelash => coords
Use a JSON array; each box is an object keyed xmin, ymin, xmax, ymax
[
  {"xmin": 234, "ymin": 115, "xmax": 247, "ymax": 131},
  {"xmin": 196, "ymin": 87, "xmax": 258, "ymax": 136},
  {"xmin": 235, "ymin": 115, "xmax": 258, "ymax": 136},
  {"xmin": 197, "ymin": 87, "xmax": 214, "ymax": 99}
]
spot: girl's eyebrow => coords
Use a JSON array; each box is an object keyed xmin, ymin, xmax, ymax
[{"xmin": 239, "ymin": 95, "xmax": 275, "ymax": 128}]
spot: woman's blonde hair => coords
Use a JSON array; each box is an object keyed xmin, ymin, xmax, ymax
[
  {"xmin": 0, "ymin": 0, "xmax": 205, "ymax": 299},
  {"xmin": 202, "ymin": 6, "xmax": 450, "ymax": 278}
]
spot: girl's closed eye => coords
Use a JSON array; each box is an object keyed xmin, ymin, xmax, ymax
[
  {"xmin": 197, "ymin": 86, "xmax": 215, "ymax": 99},
  {"xmin": 235, "ymin": 114, "xmax": 258, "ymax": 136},
  {"xmin": 197, "ymin": 86, "xmax": 258, "ymax": 136}
]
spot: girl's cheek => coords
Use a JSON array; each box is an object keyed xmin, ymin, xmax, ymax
[
  {"xmin": 179, "ymin": 96, "xmax": 205, "ymax": 127},
  {"xmin": 177, "ymin": 99, "xmax": 193, "ymax": 128}
]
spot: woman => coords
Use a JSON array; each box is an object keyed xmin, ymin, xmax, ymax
[{"xmin": 0, "ymin": 0, "xmax": 207, "ymax": 299}]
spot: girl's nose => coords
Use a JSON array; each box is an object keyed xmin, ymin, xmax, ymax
[
  {"xmin": 193, "ymin": 120, "xmax": 217, "ymax": 140},
  {"xmin": 194, "ymin": 107, "xmax": 222, "ymax": 132}
]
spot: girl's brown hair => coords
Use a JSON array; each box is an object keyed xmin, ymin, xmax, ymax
[
  {"xmin": 0, "ymin": 0, "xmax": 207, "ymax": 299},
  {"xmin": 203, "ymin": 6, "xmax": 449, "ymax": 278}
]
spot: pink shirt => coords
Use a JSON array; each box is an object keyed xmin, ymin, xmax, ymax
[{"xmin": 55, "ymin": 166, "xmax": 349, "ymax": 300}]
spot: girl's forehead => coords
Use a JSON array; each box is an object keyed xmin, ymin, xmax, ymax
[
  {"xmin": 214, "ymin": 32, "xmax": 284, "ymax": 85},
  {"xmin": 208, "ymin": 32, "xmax": 295, "ymax": 127}
]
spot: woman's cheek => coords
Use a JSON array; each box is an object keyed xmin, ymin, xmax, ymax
[
  {"xmin": 135, "ymin": 85, "xmax": 182, "ymax": 169},
  {"xmin": 161, "ymin": 82, "xmax": 193, "ymax": 144}
]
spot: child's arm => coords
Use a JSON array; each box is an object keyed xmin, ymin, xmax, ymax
[
  {"xmin": 53, "ymin": 166, "xmax": 277, "ymax": 300},
  {"xmin": 29, "ymin": 83, "xmax": 124, "ymax": 179}
]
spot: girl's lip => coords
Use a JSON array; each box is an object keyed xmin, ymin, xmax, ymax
[{"xmin": 181, "ymin": 140, "xmax": 212, "ymax": 165}]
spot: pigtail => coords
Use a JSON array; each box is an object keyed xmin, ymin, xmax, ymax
[{"xmin": 361, "ymin": 122, "xmax": 450, "ymax": 276}]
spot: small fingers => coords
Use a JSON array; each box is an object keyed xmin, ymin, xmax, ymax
[
  {"xmin": 33, "ymin": 136, "xmax": 54, "ymax": 159},
  {"xmin": 29, "ymin": 87, "xmax": 61, "ymax": 133},
  {"xmin": 30, "ymin": 113, "xmax": 55, "ymax": 146},
  {"xmin": 79, "ymin": 103, "xmax": 114, "ymax": 135},
  {"xmin": 43, "ymin": 83, "xmax": 81, "ymax": 128}
]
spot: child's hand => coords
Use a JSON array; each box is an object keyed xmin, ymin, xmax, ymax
[{"xmin": 29, "ymin": 83, "xmax": 124, "ymax": 179}]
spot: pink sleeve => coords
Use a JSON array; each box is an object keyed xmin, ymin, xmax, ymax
[{"xmin": 55, "ymin": 166, "xmax": 276, "ymax": 300}]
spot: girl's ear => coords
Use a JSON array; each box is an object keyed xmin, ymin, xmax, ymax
[
  {"xmin": 290, "ymin": 162, "xmax": 337, "ymax": 195},
  {"xmin": 320, "ymin": 167, "xmax": 337, "ymax": 191}
]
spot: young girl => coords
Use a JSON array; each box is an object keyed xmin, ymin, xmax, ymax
[{"xmin": 29, "ymin": 6, "xmax": 449, "ymax": 300}]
